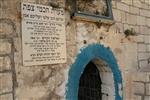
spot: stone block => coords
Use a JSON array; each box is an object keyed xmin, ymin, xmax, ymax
[
  {"xmin": 138, "ymin": 44, "xmax": 146, "ymax": 52},
  {"xmin": 132, "ymin": 72, "xmax": 150, "ymax": 82},
  {"xmin": 101, "ymin": 84, "xmax": 115, "ymax": 96},
  {"xmin": 116, "ymin": 2, "xmax": 129, "ymax": 12},
  {"xmin": 130, "ymin": 6, "xmax": 139, "ymax": 15},
  {"xmin": 126, "ymin": 13, "xmax": 137, "ymax": 25},
  {"xmin": 139, "ymin": 26, "xmax": 149, "ymax": 35},
  {"xmin": 139, "ymin": 60, "xmax": 148, "ymax": 69},
  {"xmin": 147, "ymin": 45, "xmax": 150, "ymax": 52},
  {"xmin": 121, "ymin": 0, "xmax": 132, "ymax": 5},
  {"xmin": 121, "ymin": 11, "xmax": 126, "ymax": 23},
  {"xmin": 102, "ymin": 94, "xmax": 108, "ymax": 100},
  {"xmin": 0, "ymin": 94, "xmax": 13, "ymax": 100},
  {"xmin": 0, "ymin": 73, "xmax": 12, "ymax": 94},
  {"xmin": 0, "ymin": 39, "xmax": 11, "ymax": 55},
  {"xmin": 135, "ymin": 35, "xmax": 144, "ymax": 43},
  {"xmin": 0, "ymin": 18, "xmax": 16, "ymax": 37},
  {"xmin": 124, "ymin": 53, "xmax": 138, "ymax": 71},
  {"xmin": 133, "ymin": 82, "xmax": 145, "ymax": 94},
  {"xmin": 112, "ymin": 0, "xmax": 117, "ymax": 8},
  {"xmin": 133, "ymin": 0, "xmax": 142, "ymax": 8},
  {"xmin": 140, "ymin": 9, "xmax": 150, "ymax": 17},
  {"xmin": 124, "ymin": 43, "xmax": 137, "ymax": 53},
  {"xmin": 145, "ymin": 0, "xmax": 150, "ymax": 5},
  {"xmin": 115, "ymin": 23, "xmax": 124, "ymax": 33},
  {"xmin": 144, "ymin": 35, "xmax": 150, "ymax": 44},
  {"xmin": 146, "ymin": 18, "xmax": 150, "ymax": 27},
  {"xmin": 141, "ymin": 3, "xmax": 149, "ymax": 9},
  {"xmin": 113, "ymin": 9, "xmax": 122, "ymax": 22},
  {"xmin": 100, "ymin": 72, "xmax": 114, "ymax": 86},
  {"xmin": 137, "ymin": 16, "xmax": 146, "ymax": 26},
  {"xmin": 138, "ymin": 52, "xmax": 149, "ymax": 60},
  {"xmin": 146, "ymin": 83, "xmax": 150, "ymax": 95},
  {"xmin": 144, "ymin": 96, "xmax": 150, "ymax": 100},
  {"xmin": 0, "ymin": 56, "xmax": 11, "ymax": 72},
  {"xmin": 134, "ymin": 95, "xmax": 142, "ymax": 100},
  {"xmin": 108, "ymin": 95, "xmax": 115, "ymax": 100}
]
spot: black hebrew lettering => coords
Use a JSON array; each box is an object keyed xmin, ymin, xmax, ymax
[
  {"xmin": 23, "ymin": 4, "xmax": 35, "ymax": 11},
  {"xmin": 37, "ymin": 6, "xmax": 49, "ymax": 13}
]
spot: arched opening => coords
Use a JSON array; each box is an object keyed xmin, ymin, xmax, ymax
[
  {"xmin": 78, "ymin": 61, "xmax": 102, "ymax": 100},
  {"xmin": 66, "ymin": 44, "xmax": 123, "ymax": 100}
]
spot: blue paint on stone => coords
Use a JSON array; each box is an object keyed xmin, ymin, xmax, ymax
[{"xmin": 66, "ymin": 44, "xmax": 123, "ymax": 100}]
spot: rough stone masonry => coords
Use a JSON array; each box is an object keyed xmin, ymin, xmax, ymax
[{"xmin": 0, "ymin": 0, "xmax": 150, "ymax": 100}]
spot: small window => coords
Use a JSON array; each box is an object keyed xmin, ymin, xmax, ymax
[{"xmin": 72, "ymin": 0, "xmax": 114, "ymax": 24}]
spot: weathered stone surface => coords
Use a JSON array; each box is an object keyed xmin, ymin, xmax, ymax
[
  {"xmin": 137, "ymin": 16, "xmax": 146, "ymax": 26},
  {"xmin": 146, "ymin": 18, "xmax": 150, "ymax": 27},
  {"xmin": 135, "ymin": 35, "xmax": 144, "ymax": 43},
  {"xmin": 0, "ymin": 94, "xmax": 13, "ymax": 100},
  {"xmin": 130, "ymin": 6, "xmax": 139, "ymax": 15},
  {"xmin": 139, "ymin": 60, "xmax": 149, "ymax": 69},
  {"xmin": 113, "ymin": 9, "xmax": 122, "ymax": 22},
  {"xmin": 126, "ymin": 13, "xmax": 137, "ymax": 25},
  {"xmin": 140, "ymin": 9, "xmax": 150, "ymax": 17},
  {"xmin": 133, "ymin": 0, "xmax": 142, "ymax": 8},
  {"xmin": 133, "ymin": 95, "xmax": 142, "ymax": 100},
  {"xmin": 133, "ymin": 82, "xmax": 145, "ymax": 94},
  {"xmin": 138, "ymin": 43, "xmax": 147, "ymax": 52},
  {"xmin": 112, "ymin": 0, "xmax": 117, "ymax": 8},
  {"xmin": 116, "ymin": 2, "xmax": 129, "ymax": 12},
  {"xmin": 121, "ymin": 11, "xmax": 126, "ymax": 23},
  {"xmin": 144, "ymin": 96, "xmax": 150, "ymax": 100},
  {"xmin": 144, "ymin": 35, "xmax": 150, "ymax": 44},
  {"xmin": 146, "ymin": 83, "xmax": 150, "ymax": 95},
  {"xmin": 132, "ymin": 72, "xmax": 150, "ymax": 82},
  {"xmin": 140, "ymin": 26, "xmax": 149, "ymax": 35},
  {"xmin": 121, "ymin": 0, "xmax": 132, "ymax": 5},
  {"xmin": 147, "ymin": 45, "xmax": 150, "ymax": 52},
  {"xmin": 0, "ymin": 18, "xmax": 16, "ymax": 37},
  {"xmin": 0, "ymin": 39, "xmax": 11, "ymax": 55},
  {"xmin": 138, "ymin": 52, "xmax": 149, "ymax": 60},
  {"xmin": 0, "ymin": 73, "xmax": 12, "ymax": 94},
  {"xmin": 0, "ymin": 56, "xmax": 11, "ymax": 71}
]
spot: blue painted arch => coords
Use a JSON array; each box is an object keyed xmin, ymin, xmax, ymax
[{"xmin": 66, "ymin": 44, "xmax": 123, "ymax": 100}]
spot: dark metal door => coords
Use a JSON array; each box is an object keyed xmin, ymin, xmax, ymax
[{"xmin": 78, "ymin": 61, "xmax": 102, "ymax": 100}]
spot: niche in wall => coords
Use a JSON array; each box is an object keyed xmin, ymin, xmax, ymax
[{"xmin": 71, "ymin": 0, "xmax": 114, "ymax": 24}]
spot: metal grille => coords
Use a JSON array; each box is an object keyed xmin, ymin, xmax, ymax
[{"xmin": 78, "ymin": 61, "xmax": 102, "ymax": 100}]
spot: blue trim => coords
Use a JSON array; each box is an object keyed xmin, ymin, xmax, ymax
[{"xmin": 66, "ymin": 44, "xmax": 123, "ymax": 100}]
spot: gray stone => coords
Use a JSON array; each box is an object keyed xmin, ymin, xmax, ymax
[
  {"xmin": 0, "ymin": 94, "xmax": 13, "ymax": 100},
  {"xmin": 0, "ymin": 39, "xmax": 11, "ymax": 55},
  {"xmin": 0, "ymin": 56, "xmax": 11, "ymax": 72},
  {"xmin": 0, "ymin": 73, "xmax": 12, "ymax": 94},
  {"xmin": 144, "ymin": 96, "xmax": 150, "ymax": 100},
  {"xmin": 133, "ymin": 82, "xmax": 145, "ymax": 94},
  {"xmin": 146, "ymin": 83, "xmax": 150, "ymax": 95}
]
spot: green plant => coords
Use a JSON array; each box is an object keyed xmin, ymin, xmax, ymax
[{"xmin": 124, "ymin": 28, "xmax": 137, "ymax": 37}]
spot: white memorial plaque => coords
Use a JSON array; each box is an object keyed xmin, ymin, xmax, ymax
[{"xmin": 21, "ymin": 2, "xmax": 66, "ymax": 66}]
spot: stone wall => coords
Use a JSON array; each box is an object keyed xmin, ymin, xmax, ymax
[{"xmin": 0, "ymin": 0, "xmax": 150, "ymax": 100}]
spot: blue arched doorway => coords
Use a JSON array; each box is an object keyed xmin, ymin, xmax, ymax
[{"xmin": 66, "ymin": 44, "xmax": 123, "ymax": 100}]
